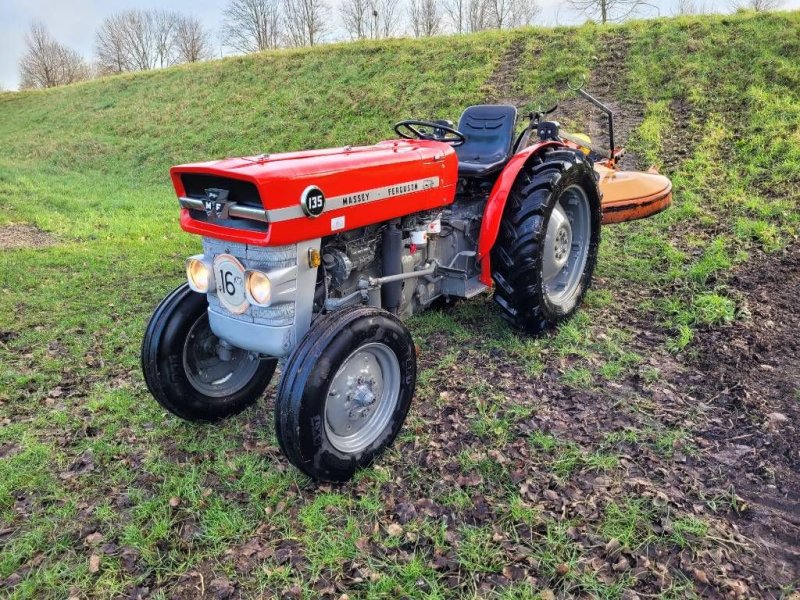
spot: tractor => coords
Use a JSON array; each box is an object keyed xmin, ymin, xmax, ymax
[{"xmin": 141, "ymin": 85, "xmax": 672, "ymax": 482}]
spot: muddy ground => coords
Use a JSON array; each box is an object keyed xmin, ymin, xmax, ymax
[{"xmin": 0, "ymin": 224, "xmax": 55, "ymax": 250}]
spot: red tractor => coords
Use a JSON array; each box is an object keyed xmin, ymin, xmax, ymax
[{"xmin": 142, "ymin": 89, "xmax": 671, "ymax": 481}]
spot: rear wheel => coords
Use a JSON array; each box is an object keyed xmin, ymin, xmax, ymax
[
  {"xmin": 491, "ymin": 148, "xmax": 601, "ymax": 333},
  {"xmin": 141, "ymin": 284, "xmax": 277, "ymax": 421},
  {"xmin": 275, "ymin": 306, "xmax": 416, "ymax": 482}
]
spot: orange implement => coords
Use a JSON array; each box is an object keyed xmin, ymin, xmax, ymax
[{"xmin": 595, "ymin": 164, "xmax": 673, "ymax": 224}]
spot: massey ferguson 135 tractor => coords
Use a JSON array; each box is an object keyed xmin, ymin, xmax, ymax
[{"xmin": 142, "ymin": 87, "xmax": 672, "ymax": 481}]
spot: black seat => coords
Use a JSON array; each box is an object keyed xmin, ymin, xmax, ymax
[{"xmin": 455, "ymin": 105, "xmax": 518, "ymax": 178}]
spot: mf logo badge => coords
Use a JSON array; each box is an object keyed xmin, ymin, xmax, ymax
[
  {"xmin": 301, "ymin": 185, "xmax": 325, "ymax": 217},
  {"xmin": 203, "ymin": 188, "xmax": 230, "ymax": 218}
]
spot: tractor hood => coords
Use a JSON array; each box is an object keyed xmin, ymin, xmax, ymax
[{"xmin": 171, "ymin": 140, "xmax": 459, "ymax": 246}]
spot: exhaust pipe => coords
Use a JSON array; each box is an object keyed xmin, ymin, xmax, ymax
[{"xmin": 381, "ymin": 220, "xmax": 403, "ymax": 313}]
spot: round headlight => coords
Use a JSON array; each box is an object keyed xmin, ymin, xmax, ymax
[
  {"xmin": 186, "ymin": 257, "xmax": 211, "ymax": 293},
  {"xmin": 246, "ymin": 270, "xmax": 271, "ymax": 306}
]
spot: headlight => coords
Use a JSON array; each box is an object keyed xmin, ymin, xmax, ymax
[
  {"xmin": 245, "ymin": 270, "xmax": 271, "ymax": 306},
  {"xmin": 186, "ymin": 256, "xmax": 213, "ymax": 293}
]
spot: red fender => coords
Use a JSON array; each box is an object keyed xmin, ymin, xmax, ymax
[{"xmin": 476, "ymin": 141, "xmax": 564, "ymax": 286}]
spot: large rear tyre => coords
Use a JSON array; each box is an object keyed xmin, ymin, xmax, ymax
[
  {"xmin": 141, "ymin": 284, "xmax": 277, "ymax": 421},
  {"xmin": 491, "ymin": 148, "xmax": 602, "ymax": 334},
  {"xmin": 275, "ymin": 306, "xmax": 416, "ymax": 482}
]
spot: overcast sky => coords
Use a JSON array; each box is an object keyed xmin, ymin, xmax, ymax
[{"xmin": 2, "ymin": 0, "xmax": 798, "ymax": 90}]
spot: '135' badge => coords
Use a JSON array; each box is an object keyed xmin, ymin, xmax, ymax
[{"xmin": 301, "ymin": 186, "xmax": 325, "ymax": 217}]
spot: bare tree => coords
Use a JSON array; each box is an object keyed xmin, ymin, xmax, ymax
[
  {"xmin": 374, "ymin": 0, "xmax": 402, "ymax": 37},
  {"xmin": 118, "ymin": 11, "xmax": 157, "ymax": 70},
  {"xmin": 444, "ymin": 0, "xmax": 467, "ymax": 32},
  {"xmin": 410, "ymin": 0, "xmax": 442, "ymax": 36},
  {"xmin": 732, "ymin": 0, "xmax": 783, "ymax": 10},
  {"xmin": 467, "ymin": 0, "xmax": 491, "ymax": 31},
  {"xmin": 447, "ymin": 0, "xmax": 535, "ymax": 31},
  {"xmin": 96, "ymin": 14, "xmax": 130, "ymax": 73},
  {"xmin": 174, "ymin": 15, "xmax": 213, "ymax": 62},
  {"xmin": 96, "ymin": 10, "xmax": 160, "ymax": 73},
  {"xmin": 284, "ymin": 0, "xmax": 330, "ymax": 46},
  {"xmin": 567, "ymin": 0, "xmax": 652, "ymax": 23},
  {"xmin": 20, "ymin": 22, "xmax": 90, "ymax": 89},
  {"xmin": 152, "ymin": 11, "xmax": 178, "ymax": 68},
  {"xmin": 487, "ymin": 0, "xmax": 539, "ymax": 27},
  {"xmin": 340, "ymin": 0, "xmax": 372, "ymax": 39},
  {"xmin": 223, "ymin": 0, "xmax": 283, "ymax": 53},
  {"xmin": 342, "ymin": 0, "xmax": 399, "ymax": 39}
]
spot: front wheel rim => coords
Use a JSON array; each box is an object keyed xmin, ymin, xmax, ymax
[
  {"xmin": 324, "ymin": 342, "xmax": 401, "ymax": 454},
  {"xmin": 182, "ymin": 314, "xmax": 262, "ymax": 399},
  {"xmin": 542, "ymin": 185, "xmax": 591, "ymax": 305}
]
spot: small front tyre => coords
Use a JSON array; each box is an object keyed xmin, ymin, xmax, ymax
[
  {"xmin": 275, "ymin": 306, "xmax": 416, "ymax": 482},
  {"xmin": 141, "ymin": 284, "xmax": 277, "ymax": 421}
]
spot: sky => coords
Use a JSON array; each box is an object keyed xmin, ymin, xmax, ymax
[{"xmin": 1, "ymin": 0, "xmax": 799, "ymax": 90}]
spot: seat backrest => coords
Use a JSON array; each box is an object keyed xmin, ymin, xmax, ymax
[{"xmin": 455, "ymin": 105, "xmax": 518, "ymax": 165}]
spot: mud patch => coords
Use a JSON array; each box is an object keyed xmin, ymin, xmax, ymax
[
  {"xmin": 0, "ymin": 224, "xmax": 56, "ymax": 250},
  {"xmin": 676, "ymin": 244, "xmax": 800, "ymax": 585},
  {"xmin": 661, "ymin": 97, "xmax": 706, "ymax": 173}
]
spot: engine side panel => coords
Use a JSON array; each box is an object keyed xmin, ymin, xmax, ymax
[{"xmin": 321, "ymin": 196, "xmax": 487, "ymax": 319}]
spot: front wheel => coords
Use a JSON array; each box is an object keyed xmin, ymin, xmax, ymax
[
  {"xmin": 275, "ymin": 306, "xmax": 416, "ymax": 482},
  {"xmin": 141, "ymin": 284, "xmax": 277, "ymax": 421}
]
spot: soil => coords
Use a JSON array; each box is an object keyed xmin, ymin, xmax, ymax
[
  {"xmin": 681, "ymin": 245, "xmax": 800, "ymax": 585},
  {"xmin": 0, "ymin": 224, "xmax": 56, "ymax": 250}
]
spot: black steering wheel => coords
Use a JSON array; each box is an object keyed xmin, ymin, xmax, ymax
[{"xmin": 394, "ymin": 120, "xmax": 466, "ymax": 147}]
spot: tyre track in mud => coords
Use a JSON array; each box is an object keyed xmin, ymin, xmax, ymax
[
  {"xmin": 482, "ymin": 34, "xmax": 529, "ymax": 106},
  {"xmin": 556, "ymin": 30, "xmax": 644, "ymax": 171}
]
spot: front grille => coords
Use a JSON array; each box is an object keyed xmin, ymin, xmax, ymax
[
  {"xmin": 202, "ymin": 237, "xmax": 297, "ymax": 327},
  {"xmin": 181, "ymin": 174, "xmax": 268, "ymax": 232},
  {"xmin": 181, "ymin": 174, "xmax": 262, "ymax": 207}
]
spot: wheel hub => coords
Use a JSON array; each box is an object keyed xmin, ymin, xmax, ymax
[
  {"xmin": 543, "ymin": 203, "xmax": 574, "ymax": 281},
  {"xmin": 349, "ymin": 377, "xmax": 377, "ymax": 417},
  {"xmin": 324, "ymin": 343, "xmax": 401, "ymax": 454},
  {"xmin": 182, "ymin": 314, "xmax": 262, "ymax": 398},
  {"xmin": 553, "ymin": 224, "xmax": 572, "ymax": 263}
]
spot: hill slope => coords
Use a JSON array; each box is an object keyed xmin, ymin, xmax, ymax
[{"xmin": 1, "ymin": 11, "xmax": 799, "ymax": 599}]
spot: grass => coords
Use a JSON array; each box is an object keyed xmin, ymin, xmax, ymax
[{"xmin": 1, "ymin": 9, "xmax": 799, "ymax": 599}]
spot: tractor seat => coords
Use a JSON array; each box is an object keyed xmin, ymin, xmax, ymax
[{"xmin": 455, "ymin": 105, "xmax": 518, "ymax": 178}]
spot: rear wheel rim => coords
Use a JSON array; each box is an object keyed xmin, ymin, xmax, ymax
[
  {"xmin": 182, "ymin": 314, "xmax": 262, "ymax": 398},
  {"xmin": 543, "ymin": 185, "xmax": 591, "ymax": 305},
  {"xmin": 324, "ymin": 342, "xmax": 401, "ymax": 454}
]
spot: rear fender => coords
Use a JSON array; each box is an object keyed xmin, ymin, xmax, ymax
[{"xmin": 476, "ymin": 141, "xmax": 564, "ymax": 286}]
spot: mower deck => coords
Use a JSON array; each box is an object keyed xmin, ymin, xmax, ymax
[{"xmin": 595, "ymin": 165, "xmax": 673, "ymax": 224}]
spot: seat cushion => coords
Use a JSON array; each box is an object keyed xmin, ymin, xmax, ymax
[{"xmin": 455, "ymin": 105, "xmax": 518, "ymax": 178}]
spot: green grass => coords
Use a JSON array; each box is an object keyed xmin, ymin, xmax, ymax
[{"xmin": 1, "ymin": 9, "xmax": 799, "ymax": 599}]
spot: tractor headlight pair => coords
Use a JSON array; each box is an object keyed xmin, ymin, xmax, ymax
[
  {"xmin": 186, "ymin": 256, "xmax": 214, "ymax": 293},
  {"xmin": 186, "ymin": 255, "xmax": 272, "ymax": 307}
]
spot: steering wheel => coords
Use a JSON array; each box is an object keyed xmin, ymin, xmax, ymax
[{"xmin": 394, "ymin": 120, "xmax": 466, "ymax": 147}]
